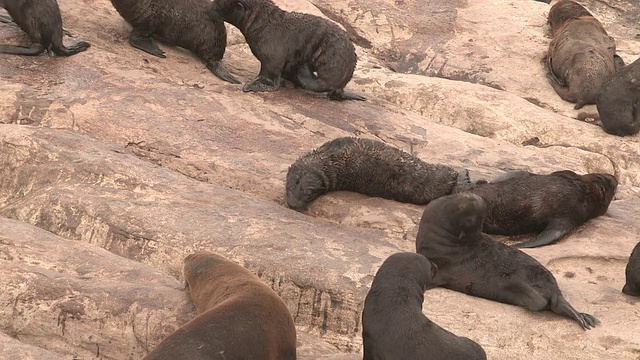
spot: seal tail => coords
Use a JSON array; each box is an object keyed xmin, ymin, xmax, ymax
[
  {"xmin": 0, "ymin": 43, "xmax": 45, "ymax": 56},
  {"xmin": 549, "ymin": 293, "xmax": 600, "ymax": 330}
]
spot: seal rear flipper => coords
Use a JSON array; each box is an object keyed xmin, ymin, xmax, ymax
[
  {"xmin": 205, "ymin": 60, "xmax": 240, "ymax": 84},
  {"xmin": 243, "ymin": 74, "xmax": 281, "ymax": 93},
  {"xmin": 129, "ymin": 28, "xmax": 165, "ymax": 58},
  {"xmin": 549, "ymin": 293, "xmax": 599, "ymax": 330},
  {"xmin": 52, "ymin": 42, "xmax": 91, "ymax": 56},
  {"xmin": 0, "ymin": 43, "xmax": 45, "ymax": 56},
  {"xmin": 329, "ymin": 90, "xmax": 366, "ymax": 101}
]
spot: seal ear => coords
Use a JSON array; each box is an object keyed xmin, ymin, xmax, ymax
[
  {"xmin": 234, "ymin": 0, "xmax": 244, "ymax": 9},
  {"xmin": 428, "ymin": 260, "xmax": 438, "ymax": 279}
]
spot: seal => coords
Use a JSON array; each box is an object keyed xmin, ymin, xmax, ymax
[
  {"xmin": 285, "ymin": 137, "xmax": 470, "ymax": 210},
  {"xmin": 0, "ymin": 0, "xmax": 90, "ymax": 56},
  {"xmin": 143, "ymin": 252, "xmax": 297, "ymax": 360},
  {"xmin": 109, "ymin": 0, "xmax": 239, "ymax": 84},
  {"xmin": 546, "ymin": 0, "xmax": 621, "ymax": 109},
  {"xmin": 623, "ymin": 242, "xmax": 640, "ymax": 297},
  {"xmin": 456, "ymin": 170, "xmax": 618, "ymax": 248},
  {"xmin": 210, "ymin": 0, "xmax": 366, "ymax": 101},
  {"xmin": 362, "ymin": 252, "xmax": 487, "ymax": 360},
  {"xmin": 415, "ymin": 192, "xmax": 600, "ymax": 330},
  {"xmin": 597, "ymin": 56, "xmax": 640, "ymax": 136}
]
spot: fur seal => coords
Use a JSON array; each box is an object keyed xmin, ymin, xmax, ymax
[
  {"xmin": 285, "ymin": 137, "xmax": 470, "ymax": 210},
  {"xmin": 210, "ymin": 0, "xmax": 366, "ymax": 101},
  {"xmin": 623, "ymin": 242, "xmax": 640, "ymax": 296},
  {"xmin": 546, "ymin": 0, "xmax": 621, "ymax": 109},
  {"xmin": 455, "ymin": 170, "xmax": 618, "ymax": 248},
  {"xmin": 415, "ymin": 192, "xmax": 600, "ymax": 330},
  {"xmin": 597, "ymin": 56, "xmax": 640, "ymax": 136},
  {"xmin": 362, "ymin": 252, "xmax": 487, "ymax": 360},
  {"xmin": 109, "ymin": 0, "xmax": 239, "ymax": 84},
  {"xmin": 143, "ymin": 252, "xmax": 297, "ymax": 360},
  {"xmin": 0, "ymin": 0, "xmax": 90, "ymax": 56}
]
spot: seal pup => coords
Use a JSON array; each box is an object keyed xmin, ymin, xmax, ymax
[
  {"xmin": 109, "ymin": 0, "xmax": 240, "ymax": 84},
  {"xmin": 623, "ymin": 242, "xmax": 640, "ymax": 296},
  {"xmin": 362, "ymin": 252, "xmax": 487, "ymax": 360},
  {"xmin": 286, "ymin": 137, "xmax": 469, "ymax": 210},
  {"xmin": 210, "ymin": 0, "xmax": 366, "ymax": 101},
  {"xmin": 416, "ymin": 193, "xmax": 600, "ymax": 330},
  {"xmin": 597, "ymin": 57, "xmax": 640, "ymax": 136},
  {"xmin": 546, "ymin": 0, "xmax": 620, "ymax": 109},
  {"xmin": 0, "ymin": 0, "xmax": 90, "ymax": 56},
  {"xmin": 456, "ymin": 170, "xmax": 617, "ymax": 248},
  {"xmin": 143, "ymin": 252, "xmax": 297, "ymax": 360}
]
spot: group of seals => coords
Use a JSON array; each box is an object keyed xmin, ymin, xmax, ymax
[
  {"xmin": 144, "ymin": 252, "xmax": 297, "ymax": 360},
  {"xmin": 596, "ymin": 57, "xmax": 640, "ymax": 136},
  {"xmin": 416, "ymin": 192, "xmax": 600, "ymax": 330},
  {"xmin": 285, "ymin": 137, "xmax": 470, "ymax": 210},
  {"xmin": 362, "ymin": 252, "xmax": 487, "ymax": 360},
  {"xmin": 210, "ymin": 0, "xmax": 365, "ymax": 101},
  {"xmin": 0, "ymin": 0, "xmax": 90, "ymax": 56},
  {"xmin": 623, "ymin": 242, "xmax": 640, "ymax": 297},
  {"xmin": 546, "ymin": 0, "xmax": 622, "ymax": 109}
]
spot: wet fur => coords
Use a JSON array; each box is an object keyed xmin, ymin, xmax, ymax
[
  {"xmin": 623, "ymin": 242, "xmax": 640, "ymax": 296},
  {"xmin": 362, "ymin": 252, "xmax": 486, "ymax": 360},
  {"xmin": 597, "ymin": 57, "xmax": 640, "ymax": 136},
  {"xmin": 143, "ymin": 252, "xmax": 296, "ymax": 360},
  {"xmin": 415, "ymin": 193, "xmax": 600, "ymax": 330},
  {"xmin": 285, "ymin": 137, "xmax": 468, "ymax": 210}
]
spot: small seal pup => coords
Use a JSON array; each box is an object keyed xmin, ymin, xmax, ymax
[
  {"xmin": 0, "ymin": 0, "xmax": 90, "ymax": 56},
  {"xmin": 623, "ymin": 242, "xmax": 640, "ymax": 297},
  {"xmin": 597, "ymin": 57, "xmax": 640, "ymax": 136},
  {"xmin": 210, "ymin": 0, "xmax": 366, "ymax": 101},
  {"xmin": 143, "ymin": 252, "xmax": 297, "ymax": 360},
  {"xmin": 456, "ymin": 170, "xmax": 618, "ymax": 248},
  {"xmin": 416, "ymin": 193, "xmax": 600, "ymax": 330},
  {"xmin": 109, "ymin": 0, "xmax": 240, "ymax": 84},
  {"xmin": 546, "ymin": 0, "xmax": 621, "ymax": 109},
  {"xmin": 286, "ymin": 137, "xmax": 469, "ymax": 210},
  {"xmin": 362, "ymin": 252, "xmax": 487, "ymax": 360}
]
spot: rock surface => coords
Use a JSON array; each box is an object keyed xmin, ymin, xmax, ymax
[{"xmin": 0, "ymin": 0, "xmax": 639, "ymax": 359}]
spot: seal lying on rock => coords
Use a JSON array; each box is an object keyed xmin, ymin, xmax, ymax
[
  {"xmin": 362, "ymin": 252, "xmax": 487, "ymax": 360},
  {"xmin": 210, "ymin": 0, "xmax": 366, "ymax": 101},
  {"xmin": 143, "ymin": 252, "xmax": 297, "ymax": 360},
  {"xmin": 623, "ymin": 242, "xmax": 640, "ymax": 297},
  {"xmin": 546, "ymin": 0, "xmax": 621, "ymax": 109},
  {"xmin": 416, "ymin": 193, "xmax": 600, "ymax": 330},
  {"xmin": 0, "ymin": 0, "xmax": 90, "ymax": 56},
  {"xmin": 109, "ymin": 0, "xmax": 239, "ymax": 84},
  {"xmin": 597, "ymin": 57, "xmax": 640, "ymax": 136},
  {"xmin": 285, "ymin": 137, "xmax": 469, "ymax": 210}
]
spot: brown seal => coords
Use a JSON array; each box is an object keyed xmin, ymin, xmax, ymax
[
  {"xmin": 546, "ymin": 0, "xmax": 621, "ymax": 109},
  {"xmin": 455, "ymin": 170, "xmax": 618, "ymax": 248},
  {"xmin": 109, "ymin": 0, "xmax": 239, "ymax": 84},
  {"xmin": 143, "ymin": 252, "xmax": 297, "ymax": 360},
  {"xmin": 597, "ymin": 56, "xmax": 640, "ymax": 136},
  {"xmin": 623, "ymin": 242, "xmax": 640, "ymax": 297},
  {"xmin": 285, "ymin": 137, "xmax": 470, "ymax": 210},
  {"xmin": 0, "ymin": 0, "xmax": 90, "ymax": 56},
  {"xmin": 210, "ymin": 0, "xmax": 366, "ymax": 101},
  {"xmin": 416, "ymin": 192, "xmax": 600, "ymax": 330},
  {"xmin": 362, "ymin": 252, "xmax": 487, "ymax": 360}
]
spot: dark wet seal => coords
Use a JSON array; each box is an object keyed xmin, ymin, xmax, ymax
[
  {"xmin": 143, "ymin": 251, "xmax": 296, "ymax": 360},
  {"xmin": 0, "ymin": 0, "xmax": 90, "ymax": 56},
  {"xmin": 416, "ymin": 192, "xmax": 600, "ymax": 330},
  {"xmin": 597, "ymin": 56, "xmax": 640, "ymax": 136},
  {"xmin": 362, "ymin": 252, "xmax": 487, "ymax": 360},
  {"xmin": 210, "ymin": 0, "xmax": 366, "ymax": 101},
  {"xmin": 623, "ymin": 242, "xmax": 640, "ymax": 297},
  {"xmin": 109, "ymin": 0, "xmax": 239, "ymax": 84}
]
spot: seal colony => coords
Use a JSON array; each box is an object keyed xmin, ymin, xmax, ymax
[
  {"xmin": 362, "ymin": 252, "xmax": 487, "ymax": 360},
  {"xmin": 210, "ymin": 0, "xmax": 366, "ymax": 100},
  {"xmin": 597, "ymin": 57, "xmax": 640, "ymax": 136},
  {"xmin": 143, "ymin": 252, "xmax": 297, "ymax": 360},
  {"xmin": 0, "ymin": 0, "xmax": 90, "ymax": 56}
]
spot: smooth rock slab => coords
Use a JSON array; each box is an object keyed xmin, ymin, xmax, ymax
[{"xmin": 0, "ymin": 332, "xmax": 71, "ymax": 360}]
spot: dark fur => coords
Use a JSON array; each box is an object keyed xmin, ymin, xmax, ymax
[
  {"xmin": 623, "ymin": 242, "xmax": 640, "ymax": 296},
  {"xmin": 0, "ymin": 0, "xmax": 90, "ymax": 56},
  {"xmin": 597, "ymin": 56, "xmax": 640, "ymax": 136},
  {"xmin": 285, "ymin": 137, "xmax": 469, "ymax": 210},
  {"xmin": 415, "ymin": 193, "xmax": 600, "ymax": 330},
  {"xmin": 210, "ymin": 0, "xmax": 365, "ymax": 101},
  {"xmin": 362, "ymin": 252, "xmax": 486, "ymax": 360},
  {"xmin": 143, "ymin": 252, "xmax": 296, "ymax": 360},
  {"xmin": 109, "ymin": 0, "xmax": 239, "ymax": 84},
  {"xmin": 456, "ymin": 170, "xmax": 618, "ymax": 248},
  {"xmin": 546, "ymin": 0, "xmax": 620, "ymax": 109}
]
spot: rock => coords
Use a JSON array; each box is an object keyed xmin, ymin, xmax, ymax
[{"xmin": 0, "ymin": 332, "xmax": 71, "ymax": 360}]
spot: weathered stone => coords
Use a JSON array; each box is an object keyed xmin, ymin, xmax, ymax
[{"xmin": 0, "ymin": 332, "xmax": 71, "ymax": 360}]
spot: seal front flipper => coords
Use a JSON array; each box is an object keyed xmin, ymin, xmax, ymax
[
  {"xmin": 128, "ymin": 28, "xmax": 165, "ymax": 58},
  {"xmin": 514, "ymin": 218, "xmax": 574, "ymax": 248},
  {"xmin": 243, "ymin": 74, "xmax": 281, "ymax": 92},
  {"xmin": 329, "ymin": 90, "xmax": 366, "ymax": 101},
  {"xmin": 0, "ymin": 43, "xmax": 44, "ymax": 56},
  {"xmin": 549, "ymin": 293, "xmax": 600, "ymax": 330},
  {"xmin": 53, "ymin": 42, "xmax": 91, "ymax": 56},
  {"xmin": 206, "ymin": 59, "xmax": 240, "ymax": 84}
]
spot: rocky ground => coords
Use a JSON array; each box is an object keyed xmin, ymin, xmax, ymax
[{"xmin": 0, "ymin": 0, "xmax": 639, "ymax": 359}]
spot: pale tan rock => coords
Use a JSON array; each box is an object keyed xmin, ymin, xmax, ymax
[{"xmin": 0, "ymin": 332, "xmax": 71, "ymax": 360}]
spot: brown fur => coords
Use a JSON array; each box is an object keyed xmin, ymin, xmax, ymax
[
  {"xmin": 597, "ymin": 56, "xmax": 640, "ymax": 136},
  {"xmin": 623, "ymin": 242, "xmax": 640, "ymax": 296}
]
